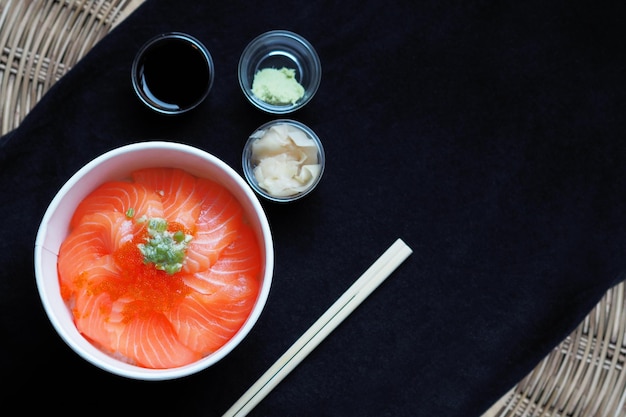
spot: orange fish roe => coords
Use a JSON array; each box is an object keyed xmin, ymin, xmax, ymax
[{"xmin": 108, "ymin": 228, "xmax": 191, "ymax": 322}]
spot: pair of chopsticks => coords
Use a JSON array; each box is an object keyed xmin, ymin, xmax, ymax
[{"xmin": 222, "ymin": 238, "xmax": 413, "ymax": 417}]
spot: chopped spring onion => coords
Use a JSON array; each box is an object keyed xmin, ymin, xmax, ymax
[{"xmin": 137, "ymin": 217, "xmax": 192, "ymax": 275}]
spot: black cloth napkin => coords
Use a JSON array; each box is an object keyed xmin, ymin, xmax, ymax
[{"xmin": 1, "ymin": 0, "xmax": 626, "ymax": 415}]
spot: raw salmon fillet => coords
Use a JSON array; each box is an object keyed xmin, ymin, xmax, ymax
[
  {"xmin": 173, "ymin": 224, "xmax": 261, "ymax": 353},
  {"xmin": 57, "ymin": 168, "xmax": 262, "ymax": 369},
  {"xmin": 70, "ymin": 181, "xmax": 164, "ymax": 229},
  {"xmin": 131, "ymin": 168, "xmax": 201, "ymax": 231}
]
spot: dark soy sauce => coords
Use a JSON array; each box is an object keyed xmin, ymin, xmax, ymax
[{"xmin": 137, "ymin": 37, "xmax": 210, "ymax": 112}]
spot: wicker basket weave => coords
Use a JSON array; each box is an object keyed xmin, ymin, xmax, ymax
[
  {"xmin": 483, "ymin": 282, "xmax": 626, "ymax": 417},
  {"xmin": 1, "ymin": 1, "xmax": 625, "ymax": 416},
  {"xmin": 0, "ymin": 0, "xmax": 142, "ymax": 135}
]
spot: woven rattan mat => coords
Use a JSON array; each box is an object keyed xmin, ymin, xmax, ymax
[
  {"xmin": 0, "ymin": 0, "xmax": 142, "ymax": 135},
  {"xmin": 1, "ymin": 1, "xmax": 625, "ymax": 416}
]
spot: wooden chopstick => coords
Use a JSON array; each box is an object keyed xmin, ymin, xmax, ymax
[{"xmin": 222, "ymin": 238, "xmax": 413, "ymax": 417}]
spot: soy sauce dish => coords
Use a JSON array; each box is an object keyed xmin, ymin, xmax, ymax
[{"xmin": 131, "ymin": 32, "xmax": 214, "ymax": 114}]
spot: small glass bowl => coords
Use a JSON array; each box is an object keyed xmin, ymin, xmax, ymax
[
  {"xmin": 238, "ymin": 30, "xmax": 321, "ymax": 114},
  {"xmin": 243, "ymin": 119, "xmax": 325, "ymax": 202},
  {"xmin": 131, "ymin": 32, "xmax": 214, "ymax": 115}
]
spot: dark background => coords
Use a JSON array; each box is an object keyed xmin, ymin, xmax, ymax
[{"xmin": 1, "ymin": 1, "xmax": 625, "ymax": 415}]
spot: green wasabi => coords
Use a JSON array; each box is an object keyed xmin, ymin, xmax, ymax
[{"xmin": 251, "ymin": 67, "xmax": 305, "ymax": 105}]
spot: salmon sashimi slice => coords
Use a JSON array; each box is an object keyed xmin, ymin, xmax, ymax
[
  {"xmin": 70, "ymin": 262, "xmax": 129, "ymax": 353},
  {"xmin": 113, "ymin": 311, "xmax": 202, "ymax": 368},
  {"xmin": 58, "ymin": 211, "xmax": 134, "ymax": 296},
  {"xmin": 193, "ymin": 276, "xmax": 259, "ymax": 330},
  {"xmin": 70, "ymin": 181, "xmax": 164, "ymax": 229},
  {"xmin": 73, "ymin": 290, "xmax": 114, "ymax": 351},
  {"xmin": 172, "ymin": 225, "xmax": 261, "ymax": 354},
  {"xmin": 183, "ymin": 223, "xmax": 261, "ymax": 294},
  {"xmin": 104, "ymin": 296, "xmax": 139, "ymax": 359},
  {"xmin": 166, "ymin": 284, "xmax": 258, "ymax": 355},
  {"xmin": 166, "ymin": 292, "xmax": 233, "ymax": 354},
  {"xmin": 182, "ymin": 178, "xmax": 244, "ymax": 274},
  {"xmin": 131, "ymin": 168, "xmax": 201, "ymax": 231}
]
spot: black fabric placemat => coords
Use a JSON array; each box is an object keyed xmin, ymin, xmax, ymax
[{"xmin": 1, "ymin": 0, "xmax": 626, "ymax": 415}]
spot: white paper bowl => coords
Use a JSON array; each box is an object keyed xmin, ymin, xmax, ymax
[{"xmin": 34, "ymin": 141, "xmax": 273, "ymax": 380}]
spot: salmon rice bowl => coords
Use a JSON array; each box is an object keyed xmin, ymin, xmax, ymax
[{"xmin": 35, "ymin": 142, "xmax": 273, "ymax": 380}]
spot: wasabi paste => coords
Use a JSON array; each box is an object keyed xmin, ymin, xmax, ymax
[{"xmin": 251, "ymin": 67, "xmax": 305, "ymax": 105}]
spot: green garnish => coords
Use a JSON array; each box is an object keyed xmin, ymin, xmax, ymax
[
  {"xmin": 173, "ymin": 230, "xmax": 185, "ymax": 243},
  {"xmin": 125, "ymin": 207, "xmax": 135, "ymax": 218},
  {"xmin": 137, "ymin": 217, "xmax": 192, "ymax": 275}
]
